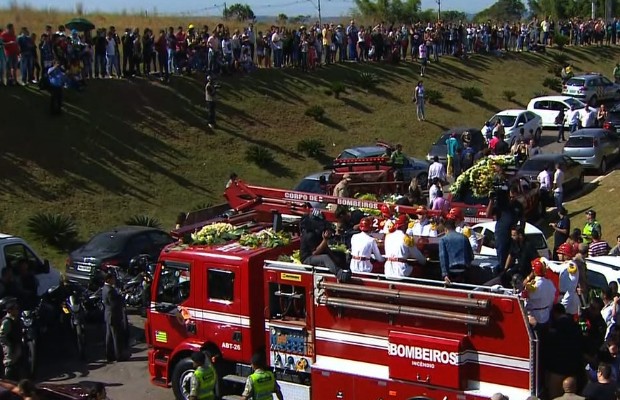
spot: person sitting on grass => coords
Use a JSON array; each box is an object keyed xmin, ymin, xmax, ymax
[{"xmin": 240, "ymin": 48, "xmax": 254, "ymax": 74}]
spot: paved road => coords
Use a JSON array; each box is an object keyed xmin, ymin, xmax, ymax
[{"xmin": 38, "ymin": 128, "xmax": 613, "ymax": 399}]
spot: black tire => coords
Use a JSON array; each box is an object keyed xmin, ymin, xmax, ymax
[
  {"xmin": 76, "ymin": 324, "xmax": 85, "ymax": 360},
  {"xmin": 171, "ymin": 357, "xmax": 195, "ymax": 400},
  {"xmin": 599, "ymin": 157, "xmax": 608, "ymax": 175},
  {"xmin": 25, "ymin": 340, "xmax": 36, "ymax": 378}
]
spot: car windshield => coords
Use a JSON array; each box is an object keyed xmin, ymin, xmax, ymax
[
  {"xmin": 565, "ymin": 136, "xmax": 595, "ymax": 148},
  {"xmin": 527, "ymin": 233, "xmax": 548, "ymax": 250},
  {"xmin": 294, "ymin": 179, "xmax": 322, "ymax": 194},
  {"xmin": 82, "ymin": 232, "xmax": 126, "ymax": 253},
  {"xmin": 521, "ymin": 158, "xmax": 555, "ymax": 171},
  {"xmin": 566, "ymin": 78, "xmax": 585, "ymax": 87},
  {"xmin": 434, "ymin": 134, "xmax": 452, "ymax": 145},
  {"xmin": 564, "ymin": 98, "xmax": 585, "ymax": 109},
  {"xmin": 494, "ymin": 115, "xmax": 517, "ymax": 127}
]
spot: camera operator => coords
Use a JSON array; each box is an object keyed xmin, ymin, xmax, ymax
[
  {"xmin": 300, "ymin": 210, "xmax": 350, "ymax": 282},
  {"xmin": 486, "ymin": 165, "xmax": 525, "ymax": 270}
]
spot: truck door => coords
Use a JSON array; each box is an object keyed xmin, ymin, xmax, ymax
[
  {"xmin": 203, "ymin": 265, "xmax": 243, "ymax": 361},
  {"xmin": 149, "ymin": 260, "xmax": 196, "ymax": 350}
]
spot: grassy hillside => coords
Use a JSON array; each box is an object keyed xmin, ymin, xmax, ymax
[{"xmin": 1, "ymin": 43, "xmax": 620, "ymax": 266}]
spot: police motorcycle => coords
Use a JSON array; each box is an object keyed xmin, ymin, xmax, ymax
[
  {"xmin": 120, "ymin": 255, "xmax": 155, "ymax": 315},
  {"xmin": 20, "ymin": 299, "xmax": 41, "ymax": 378}
]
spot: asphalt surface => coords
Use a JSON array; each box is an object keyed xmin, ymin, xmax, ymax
[{"xmin": 38, "ymin": 127, "xmax": 615, "ymax": 399}]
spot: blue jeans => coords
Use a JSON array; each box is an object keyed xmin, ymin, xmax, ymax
[
  {"xmin": 348, "ymin": 42, "xmax": 357, "ymax": 61},
  {"xmin": 167, "ymin": 48, "xmax": 175, "ymax": 73},
  {"xmin": 569, "ymin": 123, "xmax": 578, "ymax": 133},
  {"xmin": 106, "ymin": 53, "xmax": 119, "ymax": 77},
  {"xmin": 416, "ymin": 99, "xmax": 425, "ymax": 120},
  {"xmin": 95, "ymin": 54, "xmax": 106, "ymax": 77},
  {"xmin": 554, "ymin": 191, "xmax": 563, "ymax": 210},
  {"xmin": 20, "ymin": 54, "xmax": 33, "ymax": 83},
  {"xmin": 274, "ymin": 49, "xmax": 283, "ymax": 67}
]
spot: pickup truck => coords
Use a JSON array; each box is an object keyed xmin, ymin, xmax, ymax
[
  {"xmin": 0, "ymin": 234, "xmax": 61, "ymax": 296},
  {"xmin": 448, "ymin": 175, "xmax": 545, "ymax": 224}
]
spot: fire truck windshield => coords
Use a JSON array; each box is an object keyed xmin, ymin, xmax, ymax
[{"xmin": 155, "ymin": 262, "xmax": 191, "ymax": 305}]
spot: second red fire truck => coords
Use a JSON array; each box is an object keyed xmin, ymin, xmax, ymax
[{"xmin": 146, "ymin": 181, "xmax": 538, "ymax": 400}]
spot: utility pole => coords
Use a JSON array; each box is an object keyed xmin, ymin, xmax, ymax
[
  {"xmin": 223, "ymin": 2, "xmax": 228, "ymax": 19},
  {"xmin": 591, "ymin": 0, "xmax": 595, "ymax": 20},
  {"xmin": 436, "ymin": 0, "xmax": 441, "ymax": 21},
  {"xmin": 318, "ymin": 0, "xmax": 322, "ymax": 27}
]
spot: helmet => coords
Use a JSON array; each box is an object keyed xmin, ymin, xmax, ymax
[
  {"xmin": 462, "ymin": 226, "xmax": 472, "ymax": 238},
  {"xmin": 359, "ymin": 218, "xmax": 372, "ymax": 232},
  {"xmin": 394, "ymin": 214, "xmax": 409, "ymax": 229},
  {"xmin": 557, "ymin": 242, "xmax": 576, "ymax": 258},
  {"xmin": 188, "ymin": 24, "xmax": 195, "ymax": 30},
  {"xmin": 380, "ymin": 203, "xmax": 392, "ymax": 218},
  {"xmin": 0, "ymin": 296, "xmax": 18, "ymax": 312},
  {"xmin": 531, "ymin": 258, "xmax": 546, "ymax": 276},
  {"xmin": 447, "ymin": 207, "xmax": 463, "ymax": 221}
]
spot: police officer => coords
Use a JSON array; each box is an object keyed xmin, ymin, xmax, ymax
[
  {"xmin": 0, "ymin": 297, "xmax": 22, "ymax": 380},
  {"xmin": 189, "ymin": 351, "xmax": 216, "ymax": 400},
  {"xmin": 205, "ymin": 75, "xmax": 217, "ymax": 129},
  {"xmin": 582, "ymin": 209, "xmax": 602, "ymax": 245},
  {"xmin": 486, "ymin": 180, "xmax": 524, "ymax": 273},
  {"xmin": 241, "ymin": 353, "xmax": 284, "ymax": 400}
]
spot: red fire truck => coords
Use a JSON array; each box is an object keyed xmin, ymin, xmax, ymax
[{"xmin": 146, "ymin": 181, "xmax": 537, "ymax": 400}]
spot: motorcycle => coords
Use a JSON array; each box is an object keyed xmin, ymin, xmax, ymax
[
  {"xmin": 119, "ymin": 255, "xmax": 155, "ymax": 315},
  {"xmin": 60, "ymin": 281, "xmax": 95, "ymax": 359},
  {"xmin": 21, "ymin": 303, "xmax": 39, "ymax": 378}
]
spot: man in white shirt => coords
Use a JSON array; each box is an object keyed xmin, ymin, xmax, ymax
[
  {"xmin": 427, "ymin": 156, "xmax": 446, "ymax": 188},
  {"xmin": 349, "ymin": 218, "xmax": 384, "ymax": 273},
  {"xmin": 553, "ymin": 162, "xmax": 564, "ymax": 210},
  {"xmin": 537, "ymin": 163, "xmax": 552, "ymax": 207},
  {"xmin": 523, "ymin": 258, "xmax": 556, "ymax": 325},
  {"xmin": 407, "ymin": 207, "xmax": 438, "ymax": 237},
  {"xmin": 567, "ymin": 104, "xmax": 580, "ymax": 133},
  {"xmin": 384, "ymin": 215, "xmax": 426, "ymax": 279},
  {"xmin": 580, "ymin": 105, "xmax": 597, "ymax": 128},
  {"xmin": 427, "ymin": 178, "xmax": 441, "ymax": 208}
]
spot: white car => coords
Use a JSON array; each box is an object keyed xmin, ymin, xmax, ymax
[
  {"xmin": 471, "ymin": 222, "xmax": 552, "ymax": 260},
  {"xmin": 584, "ymin": 256, "xmax": 620, "ymax": 290},
  {"xmin": 482, "ymin": 110, "xmax": 543, "ymax": 143},
  {"xmin": 527, "ymin": 95, "xmax": 594, "ymax": 128}
]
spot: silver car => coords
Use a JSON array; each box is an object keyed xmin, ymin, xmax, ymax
[
  {"xmin": 562, "ymin": 73, "xmax": 620, "ymax": 106},
  {"xmin": 562, "ymin": 128, "xmax": 620, "ymax": 174}
]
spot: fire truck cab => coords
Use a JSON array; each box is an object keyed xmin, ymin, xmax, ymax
[{"xmin": 146, "ymin": 181, "xmax": 539, "ymax": 400}]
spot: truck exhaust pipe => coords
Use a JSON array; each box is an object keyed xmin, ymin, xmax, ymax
[{"xmin": 318, "ymin": 296, "xmax": 490, "ymax": 326}]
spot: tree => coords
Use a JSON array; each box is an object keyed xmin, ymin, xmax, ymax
[
  {"xmin": 290, "ymin": 15, "xmax": 311, "ymax": 25},
  {"xmin": 223, "ymin": 3, "xmax": 255, "ymax": 21},
  {"xmin": 440, "ymin": 10, "xmax": 468, "ymax": 22},
  {"xmin": 277, "ymin": 13, "xmax": 288, "ymax": 24},
  {"xmin": 354, "ymin": 0, "xmax": 421, "ymax": 23},
  {"xmin": 475, "ymin": 0, "xmax": 526, "ymax": 22}
]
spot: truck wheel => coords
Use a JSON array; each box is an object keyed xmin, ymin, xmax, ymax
[{"xmin": 172, "ymin": 357, "xmax": 195, "ymax": 400}]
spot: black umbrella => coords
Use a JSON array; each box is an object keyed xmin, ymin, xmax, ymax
[{"xmin": 65, "ymin": 17, "xmax": 95, "ymax": 32}]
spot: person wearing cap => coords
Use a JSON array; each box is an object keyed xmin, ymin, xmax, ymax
[
  {"xmin": 205, "ymin": 75, "xmax": 217, "ymax": 129},
  {"xmin": 407, "ymin": 206, "xmax": 433, "ymax": 237},
  {"xmin": 349, "ymin": 218, "xmax": 384, "ymax": 273},
  {"xmin": 550, "ymin": 206, "xmax": 571, "ymax": 260},
  {"xmin": 241, "ymin": 352, "xmax": 283, "ymax": 400},
  {"xmin": 188, "ymin": 351, "xmax": 216, "ymax": 400},
  {"xmin": 448, "ymin": 207, "xmax": 478, "ymax": 251},
  {"xmin": 583, "ymin": 210, "xmax": 602, "ymax": 245},
  {"xmin": 439, "ymin": 218, "xmax": 473, "ymax": 285},
  {"xmin": 546, "ymin": 245, "xmax": 580, "ymax": 316},
  {"xmin": 384, "ymin": 215, "xmax": 426, "ymax": 279},
  {"xmin": 332, "ymin": 174, "xmax": 351, "ymax": 198},
  {"xmin": 0, "ymin": 297, "xmax": 22, "ymax": 380},
  {"xmin": 522, "ymin": 258, "xmax": 556, "ymax": 326}
]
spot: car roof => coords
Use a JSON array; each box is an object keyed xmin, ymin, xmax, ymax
[
  {"xmin": 0, "ymin": 234, "xmax": 14, "ymax": 240},
  {"xmin": 101, "ymin": 226, "xmax": 163, "ymax": 236},
  {"xmin": 570, "ymin": 74, "xmax": 603, "ymax": 80},
  {"xmin": 569, "ymin": 128, "xmax": 607, "ymax": 137},
  {"xmin": 496, "ymin": 109, "xmax": 526, "ymax": 116},
  {"xmin": 586, "ymin": 256, "xmax": 620, "ymax": 270},
  {"xmin": 529, "ymin": 95, "xmax": 576, "ymax": 102},
  {"xmin": 301, "ymin": 171, "xmax": 330, "ymax": 181},
  {"xmin": 342, "ymin": 146, "xmax": 385, "ymax": 157},
  {"xmin": 472, "ymin": 221, "xmax": 544, "ymax": 235}
]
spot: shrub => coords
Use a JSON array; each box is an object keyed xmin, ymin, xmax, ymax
[
  {"xmin": 304, "ymin": 105, "xmax": 326, "ymax": 121},
  {"xmin": 297, "ymin": 138, "xmax": 326, "ymax": 157},
  {"xmin": 502, "ymin": 90, "xmax": 516, "ymax": 102},
  {"xmin": 547, "ymin": 64, "xmax": 562, "ymax": 77},
  {"xmin": 460, "ymin": 86, "xmax": 483, "ymax": 101},
  {"xmin": 357, "ymin": 72, "xmax": 379, "ymax": 90},
  {"xmin": 245, "ymin": 145, "xmax": 275, "ymax": 166},
  {"xmin": 424, "ymin": 89, "xmax": 443, "ymax": 105},
  {"xmin": 27, "ymin": 213, "xmax": 78, "ymax": 250},
  {"xmin": 323, "ymin": 89, "xmax": 333, "ymax": 96},
  {"xmin": 554, "ymin": 34, "xmax": 569, "ymax": 50},
  {"xmin": 542, "ymin": 77, "xmax": 562, "ymax": 92},
  {"xmin": 551, "ymin": 52, "xmax": 570, "ymax": 66},
  {"xmin": 330, "ymin": 81, "xmax": 346, "ymax": 98},
  {"xmin": 125, "ymin": 215, "xmax": 162, "ymax": 228},
  {"xmin": 533, "ymin": 90, "xmax": 548, "ymax": 97}
]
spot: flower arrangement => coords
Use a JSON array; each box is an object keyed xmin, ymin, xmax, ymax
[
  {"xmin": 190, "ymin": 223, "xmax": 246, "ymax": 245},
  {"xmin": 450, "ymin": 155, "xmax": 516, "ymax": 198},
  {"xmin": 239, "ymin": 228, "xmax": 292, "ymax": 248}
]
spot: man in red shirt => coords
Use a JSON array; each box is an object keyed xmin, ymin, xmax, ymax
[{"xmin": 1, "ymin": 24, "xmax": 19, "ymax": 85}]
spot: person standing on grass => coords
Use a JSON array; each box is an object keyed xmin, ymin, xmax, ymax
[
  {"xmin": 418, "ymin": 41, "xmax": 428, "ymax": 76},
  {"xmin": 205, "ymin": 75, "xmax": 217, "ymax": 129},
  {"xmin": 47, "ymin": 61, "xmax": 65, "ymax": 115},
  {"xmin": 413, "ymin": 80, "xmax": 425, "ymax": 121},
  {"xmin": 553, "ymin": 162, "xmax": 564, "ymax": 211}
]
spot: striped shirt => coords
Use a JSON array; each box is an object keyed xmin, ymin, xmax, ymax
[{"xmin": 589, "ymin": 240, "xmax": 611, "ymax": 257}]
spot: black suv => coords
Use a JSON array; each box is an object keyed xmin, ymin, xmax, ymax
[{"xmin": 65, "ymin": 226, "xmax": 174, "ymax": 287}]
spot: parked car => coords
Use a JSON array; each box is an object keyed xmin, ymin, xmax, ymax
[
  {"xmin": 471, "ymin": 222, "xmax": 552, "ymax": 260},
  {"xmin": 65, "ymin": 226, "xmax": 175, "ymax": 287},
  {"xmin": 562, "ymin": 128, "xmax": 620, "ymax": 174},
  {"xmin": 0, "ymin": 234, "xmax": 60, "ymax": 296},
  {"xmin": 527, "ymin": 95, "xmax": 592, "ymax": 128},
  {"xmin": 584, "ymin": 256, "xmax": 620, "ymax": 290},
  {"xmin": 562, "ymin": 73, "xmax": 620, "ymax": 105},
  {"xmin": 602, "ymin": 103, "xmax": 620, "ymax": 133},
  {"xmin": 336, "ymin": 145, "xmax": 430, "ymax": 187},
  {"xmin": 482, "ymin": 110, "xmax": 543, "ymax": 143},
  {"xmin": 518, "ymin": 154, "xmax": 584, "ymax": 193},
  {"xmin": 425, "ymin": 127, "xmax": 486, "ymax": 164},
  {"xmin": 293, "ymin": 171, "xmax": 330, "ymax": 194}
]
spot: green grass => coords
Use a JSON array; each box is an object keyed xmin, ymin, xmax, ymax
[{"xmin": 1, "ymin": 46, "xmax": 619, "ymax": 267}]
